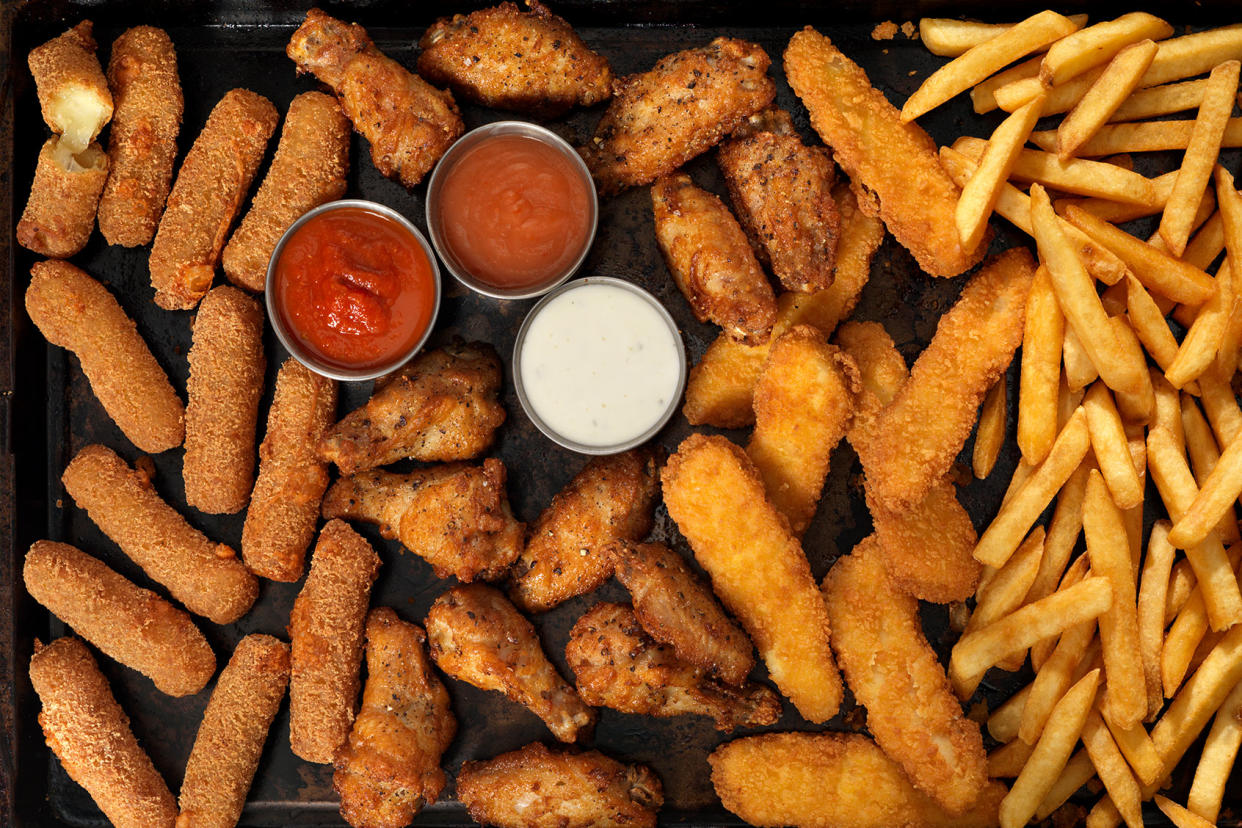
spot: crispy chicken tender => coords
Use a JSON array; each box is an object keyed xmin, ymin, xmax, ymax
[
  {"xmin": 457, "ymin": 742, "xmax": 663, "ymax": 828},
  {"xmin": 287, "ymin": 9, "xmax": 464, "ymax": 188},
  {"xmin": 242, "ymin": 358, "xmax": 337, "ymax": 582},
  {"xmin": 148, "ymin": 88, "xmax": 277, "ymax": 310},
  {"xmin": 183, "ymin": 286, "xmax": 265, "ymax": 514},
  {"xmin": 25, "ymin": 260, "xmax": 184, "ymax": 453},
  {"xmin": 61, "ymin": 444, "xmax": 258, "ymax": 624},
  {"xmin": 822, "ymin": 538, "xmax": 988, "ymax": 814},
  {"xmin": 22, "ymin": 540, "xmax": 214, "ymax": 697},
  {"xmin": 288, "ymin": 520, "xmax": 381, "ymax": 764},
  {"xmin": 28, "ymin": 21, "xmax": 113, "ymax": 154},
  {"xmin": 333, "ymin": 608, "xmax": 456, "ymax": 828},
  {"xmin": 580, "ymin": 37, "xmax": 775, "ymax": 195},
  {"xmin": 718, "ymin": 110, "xmax": 839, "ymax": 293},
  {"xmin": 222, "ymin": 91, "xmax": 349, "ymax": 291},
  {"xmin": 747, "ymin": 326, "xmax": 859, "ymax": 536},
  {"xmin": 322, "ymin": 459, "xmax": 524, "ymax": 582},
  {"xmin": 177, "ymin": 635, "xmax": 290, "ymax": 828},
  {"xmin": 652, "ymin": 173, "xmax": 777, "ymax": 344},
  {"xmin": 608, "ymin": 540, "xmax": 754, "ymax": 686},
  {"xmin": 785, "ymin": 27, "xmax": 986, "ymax": 278},
  {"xmin": 29, "ymin": 637, "xmax": 177, "ymax": 828},
  {"xmin": 684, "ymin": 182, "xmax": 882, "ymax": 428},
  {"xmin": 710, "ymin": 732, "xmax": 1006, "ymax": 828},
  {"xmin": 426, "ymin": 584, "xmax": 596, "ymax": 743},
  {"xmin": 662, "ymin": 434, "xmax": 842, "ymax": 723},
  {"xmin": 508, "ymin": 448, "xmax": 659, "ymax": 613},
  {"xmin": 319, "ymin": 341, "xmax": 506, "ymax": 475},
  {"xmin": 862, "ymin": 247, "xmax": 1036, "ymax": 510},
  {"xmin": 417, "ymin": 1, "xmax": 613, "ymax": 118},
  {"xmin": 98, "ymin": 26, "xmax": 182, "ymax": 247},
  {"xmin": 566, "ymin": 602, "xmax": 780, "ymax": 732},
  {"xmin": 17, "ymin": 137, "xmax": 108, "ymax": 258}
]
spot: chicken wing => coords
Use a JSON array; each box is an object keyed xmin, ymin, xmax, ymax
[
  {"xmin": 457, "ymin": 742, "xmax": 663, "ymax": 828},
  {"xmin": 321, "ymin": 459, "xmax": 524, "ymax": 582},
  {"xmin": 318, "ymin": 341, "xmax": 506, "ymax": 475},
  {"xmin": 567, "ymin": 602, "xmax": 779, "ymax": 732},
  {"xmin": 508, "ymin": 448, "xmax": 659, "ymax": 613},
  {"xmin": 652, "ymin": 173, "xmax": 776, "ymax": 345},
  {"xmin": 416, "ymin": 1, "xmax": 612, "ymax": 118},
  {"xmin": 717, "ymin": 109, "xmax": 840, "ymax": 293},
  {"xmin": 287, "ymin": 9, "xmax": 463, "ymax": 188},
  {"xmin": 333, "ymin": 608, "xmax": 456, "ymax": 828},
  {"xmin": 608, "ymin": 540, "xmax": 754, "ymax": 686},
  {"xmin": 425, "ymin": 584, "xmax": 595, "ymax": 742},
  {"xmin": 579, "ymin": 37, "xmax": 775, "ymax": 195}
]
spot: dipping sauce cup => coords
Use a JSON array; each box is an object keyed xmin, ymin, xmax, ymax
[
  {"xmin": 266, "ymin": 200, "xmax": 441, "ymax": 382},
  {"xmin": 426, "ymin": 121, "xmax": 598, "ymax": 300},
  {"xmin": 513, "ymin": 277, "xmax": 686, "ymax": 454}
]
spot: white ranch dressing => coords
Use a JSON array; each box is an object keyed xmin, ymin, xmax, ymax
[{"xmin": 519, "ymin": 282, "xmax": 682, "ymax": 448}]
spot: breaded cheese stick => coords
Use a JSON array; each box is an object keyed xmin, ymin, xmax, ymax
[
  {"xmin": 61, "ymin": 444, "xmax": 258, "ymax": 624},
  {"xmin": 25, "ymin": 260, "xmax": 184, "ymax": 452},
  {"xmin": 183, "ymin": 286, "xmax": 265, "ymax": 514},
  {"xmin": 28, "ymin": 21, "xmax": 113, "ymax": 154},
  {"xmin": 17, "ymin": 137, "xmax": 108, "ymax": 258},
  {"xmin": 662, "ymin": 433, "xmax": 842, "ymax": 722},
  {"xmin": 242, "ymin": 358, "xmax": 337, "ymax": 581},
  {"xmin": 288, "ymin": 519, "xmax": 381, "ymax": 763},
  {"xmin": 23, "ymin": 540, "xmax": 215, "ymax": 697},
  {"xmin": 148, "ymin": 89, "xmax": 277, "ymax": 310},
  {"xmin": 98, "ymin": 26, "xmax": 183, "ymax": 247},
  {"xmin": 29, "ymin": 637, "xmax": 176, "ymax": 828},
  {"xmin": 222, "ymin": 91, "xmax": 349, "ymax": 291},
  {"xmin": 178, "ymin": 635, "xmax": 290, "ymax": 828}
]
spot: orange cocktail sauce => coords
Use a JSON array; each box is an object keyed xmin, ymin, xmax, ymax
[
  {"xmin": 437, "ymin": 134, "xmax": 592, "ymax": 290},
  {"xmin": 274, "ymin": 207, "xmax": 436, "ymax": 371}
]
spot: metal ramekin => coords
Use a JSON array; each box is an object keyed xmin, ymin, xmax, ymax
[
  {"xmin": 512, "ymin": 277, "xmax": 687, "ymax": 455},
  {"xmin": 425, "ymin": 121, "xmax": 599, "ymax": 300},
  {"xmin": 265, "ymin": 199, "xmax": 442, "ymax": 383}
]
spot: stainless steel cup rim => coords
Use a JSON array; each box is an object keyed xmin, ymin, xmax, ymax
[
  {"xmin": 264, "ymin": 198, "xmax": 442, "ymax": 383},
  {"xmin": 512, "ymin": 276, "xmax": 687, "ymax": 455},
  {"xmin": 425, "ymin": 120, "xmax": 599, "ymax": 301}
]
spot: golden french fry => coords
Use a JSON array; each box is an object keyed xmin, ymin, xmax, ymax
[
  {"xmin": 1126, "ymin": 275, "xmax": 1182, "ymax": 374},
  {"xmin": 1111, "ymin": 77, "xmax": 1211, "ymax": 122},
  {"xmin": 1198, "ymin": 370, "xmax": 1242, "ymax": 446},
  {"xmin": 1019, "ymin": 267, "xmax": 1065, "ymax": 465},
  {"xmin": 956, "ymin": 95, "xmax": 1045, "ymax": 251},
  {"xmin": 1154, "ymin": 369, "xmax": 1188, "ymax": 442},
  {"xmin": 1058, "ymin": 39, "xmax": 1158, "ymax": 160},
  {"xmin": 954, "ymin": 137, "xmax": 1159, "ymax": 205},
  {"xmin": 1018, "ymin": 618, "xmax": 1096, "ymax": 745},
  {"xmin": 923, "ymin": 14, "xmax": 1090, "ymax": 58},
  {"xmin": 987, "ymin": 738, "xmax": 1035, "ymax": 778},
  {"xmin": 1182, "ymin": 394, "xmax": 1241, "ymax": 545},
  {"xmin": 1028, "ymin": 463, "xmax": 1090, "ymax": 610},
  {"xmin": 1186, "ymin": 675, "xmax": 1242, "ymax": 822},
  {"xmin": 1032, "ymin": 553, "xmax": 1092, "ymax": 670},
  {"xmin": 992, "ymin": 74, "xmax": 1054, "ymax": 114},
  {"xmin": 1101, "ymin": 705, "xmax": 1163, "ymax": 788},
  {"xmin": 1063, "ymin": 325, "xmax": 1100, "ymax": 391},
  {"xmin": 1109, "ymin": 317, "xmax": 1155, "ymax": 424},
  {"xmin": 971, "ymin": 527, "xmax": 1044, "ymax": 632},
  {"xmin": 1081, "ymin": 708, "xmax": 1144, "ymax": 828},
  {"xmin": 989, "ymin": 683, "xmax": 1032, "ymax": 743},
  {"xmin": 973, "ymin": 373, "xmax": 1007, "ymax": 479},
  {"xmin": 1139, "ymin": 521, "xmax": 1177, "ymax": 720},
  {"xmin": 1165, "ymin": 589, "xmax": 1211, "ymax": 699},
  {"xmin": 1083, "ymin": 383, "xmax": 1145, "ymax": 509},
  {"xmin": 1034, "ymin": 749, "xmax": 1097, "ymax": 821},
  {"xmin": 1144, "ymin": 24, "xmax": 1242, "ymax": 88},
  {"xmin": 1170, "ymin": 426, "xmax": 1242, "ymax": 549},
  {"xmin": 1212, "ymin": 296, "xmax": 1242, "ymax": 380},
  {"xmin": 1155, "ymin": 795, "xmax": 1218, "ymax": 828},
  {"xmin": 1166, "ymin": 558, "xmax": 1197, "ymax": 621},
  {"xmin": 971, "ymin": 55, "xmax": 1041, "ymax": 114},
  {"xmin": 1040, "ymin": 12, "xmax": 1173, "ymax": 86},
  {"xmin": 1030, "ymin": 118, "xmax": 1242, "ymax": 156},
  {"xmin": 1055, "ymin": 170, "xmax": 1177, "ymax": 224}
]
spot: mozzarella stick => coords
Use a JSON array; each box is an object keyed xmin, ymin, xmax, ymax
[
  {"xmin": 222, "ymin": 91, "xmax": 349, "ymax": 291},
  {"xmin": 288, "ymin": 520, "xmax": 381, "ymax": 763},
  {"xmin": 17, "ymin": 137, "xmax": 108, "ymax": 258},
  {"xmin": 28, "ymin": 21, "xmax": 112, "ymax": 153},
  {"xmin": 61, "ymin": 444, "xmax": 258, "ymax": 624},
  {"xmin": 22, "ymin": 540, "xmax": 214, "ymax": 697},
  {"xmin": 98, "ymin": 26, "xmax": 183, "ymax": 247},
  {"xmin": 148, "ymin": 89, "xmax": 277, "ymax": 310},
  {"xmin": 242, "ymin": 359, "xmax": 337, "ymax": 581},
  {"xmin": 29, "ymin": 637, "xmax": 176, "ymax": 828},
  {"xmin": 178, "ymin": 635, "xmax": 290, "ymax": 828},
  {"xmin": 25, "ymin": 260, "xmax": 184, "ymax": 452},
  {"xmin": 183, "ymin": 286, "xmax": 265, "ymax": 514}
]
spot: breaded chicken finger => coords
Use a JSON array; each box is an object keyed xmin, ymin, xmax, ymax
[
  {"xmin": 29, "ymin": 637, "xmax": 177, "ymax": 828},
  {"xmin": 178, "ymin": 635, "xmax": 290, "ymax": 828},
  {"xmin": 25, "ymin": 260, "xmax": 184, "ymax": 452},
  {"xmin": 17, "ymin": 137, "xmax": 108, "ymax": 258},
  {"xmin": 28, "ymin": 21, "xmax": 113, "ymax": 153},
  {"xmin": 242, "ymin": 358, "xmax": 337, "ymax": 581},
  {"xmin": 23, "ymin": 541, "xmax": 215, "ymax": 697},
  {"xmin": 183, "ymin": 286, "xmax": 265, "ymax": 514},
  {"xmin": 148, "ymin": 89, "xmax": 277, "ymax": 310},
  {"xmin": 61, "ymin": 444, "xmax": 258, "ymax": 624},
  {"xmin": 288, "ymin": 520, "xmax": 381, "ymax": 763},
  {"xmin": 98, "ymin": 26, "xmax": 183, "ymax": 247},
  {"xmin": 222, "ymin": 91, "xmax": 349, "ymax": 291}
]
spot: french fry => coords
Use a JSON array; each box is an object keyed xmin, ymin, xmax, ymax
[
  {"xmin": 1110, "ymin": 77, "xmax": 1211, "ymax": 122},
  {"xmin": 1083, "ymin": 383, "xmax": 1145, "ymax": 510},
  {"xmin": 971, "ymin": 55, "xmax": 1041, "ymax": 114},
  {"xmin": 1182, "ymin": 395, "xmax": 1241, "ymax": 544},
  {"xmin": 1126, "ymin": 275, "xmax": 1182, "ymax": 375},
  {"xmin": 922, "ymin": 15, "xmax": 1089, "ymax": 58},
  {"xmin": 1081, "ymin": 708, "xmax": 1144, "ymax": 828},
  {"xmin": 1034, "ymin": 749, "xmax": 1097, "ymax": 821},
  {"xmin": 1154, "ymin": 369, "xmax": 1188, "ymax": 442},
  {"xmin": 901, "ymin": 10, "xmax": 1080, "ymax": 122},
  {"xmin": 1028, "ymin": 463, "xmax": 1089, "ymax": 609},
  {"xmin": 1144, "ymin": 24, "xmax": 1242, "ymax": 88},
  {"xmin": 1155, "ymin": 796, "xmax": 1218, "ymax": 828},
  {"xmin": 1185, "ymin": 675, "xmax": 1242, "ymax": 822},
  {"xmin": 1019, "ymin": 618, "xmax": 1096, "ymax": 744},
  {"xmin": 1159, "ymin": 60, "xmax": 1240, "ymax": 256},
  {"xmin": 1032, "ymin": 552, "xmax": 1091, "ymax": 670},
  {"xmin": 1019, "ymin": 267, "xmax": 1065, "ymax": 465},
  {"xmin": 973, "ymin": 374, "xmax": 1007, "ymax": 479},
  {"xmin": 1213, "ymin": 297, "xmax": 1242, "ymax": 380},
  {"xmin": 989, "ymin": 683, "xmax": 1032, "ymax": 743},
  {"xmin": 1109, "ymin": 317, "xmax": 1155, "ymax": 424},
  {"xmin": 954, "ymin": 137, "xmax": 1159, "ymax": 205},
  {"xmin": 1190, "ymin": 628, "xmax": 1228, "ymax": 676},
  {"xmin": 1030, "ymin": 118, "xmax": 1242, "ymax": 156},
  {"xmin": 995, "ymin": 68, "xmax": 1098, "ymax": 116},
  {"xmin": 1101, "ymin": 710, "xmax": 1163, "ymax": 787},
  {"xmin": 1166, "ymin": 558, "xmax": 1197, "ymax": 621},
  {"xmin": 1040, "ymin": 13, "xmax": 1173, "ymax": 86},
  {"xmin": 1058, "ymin": 39, "xmax": 1158, "ymax": 160},
  {"xmin": 963, "ymin": 527, "xmax": 1044, "ymax": 683},
  {"xmin": 1063, "ymin": 326, "xmax": 1100, "ymax": 391},
  {"xmin": 1184, "ymin": 208, "xmax": 1226, "ymax": 271},
  {"xmin": 1170, "ymin": 427, "xmax": 1242, "ymax": 550},
  {"xmin": 1139, "ymin": 521, "xmax": 1177, "ymax": 720},
  {"xmin": 987, "ymin": 738, "xmax": 1035, "ymax": 778},
  {"xmin": 1165, "ymin": 590, "xmax": 1212, "ymax": 699},
  {"xmin": 1056, "ymin": 170, "xmax": 1177, "ymax": 224},
  {"xmin": 1198, "ymin": 370, "xmax": 1242, "ymax": 446},
  {"xmin": 956, "ymin": 95, "xmax": 1045, "ymax": 251}
]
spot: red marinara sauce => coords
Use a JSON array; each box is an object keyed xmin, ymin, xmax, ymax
[
  {"xmin": 273, "ymin": 207, "xmax": 437, "ymax": 371},
  {"xmin": 437, "ymin": 134, "xmax": 592, "ymax": 290}
]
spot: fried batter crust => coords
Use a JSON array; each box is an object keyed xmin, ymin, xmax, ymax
[
  {"xmin": 17, "ymin": 137, "xmax": 108, "ymax": 258},
  {"xmin": 28, "ymin": 21, "xmax": 113, "ymax": 153},
  {"xmin": 417, "ymin": 1, "xmax": 612, "ymax": 117}
]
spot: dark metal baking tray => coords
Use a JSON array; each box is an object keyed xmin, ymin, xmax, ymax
[{"xmin": 3, "ymin": 1, "xmax": 1241, "ymax": 825}]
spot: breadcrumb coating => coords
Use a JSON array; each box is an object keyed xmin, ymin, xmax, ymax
[
  {"xmin": 17, "ymin": 137, "xmax": 108, "ymax": 258},
  {"xmin": 28, "ymin": 21, "xmax": 113, "ymax": 153}
]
